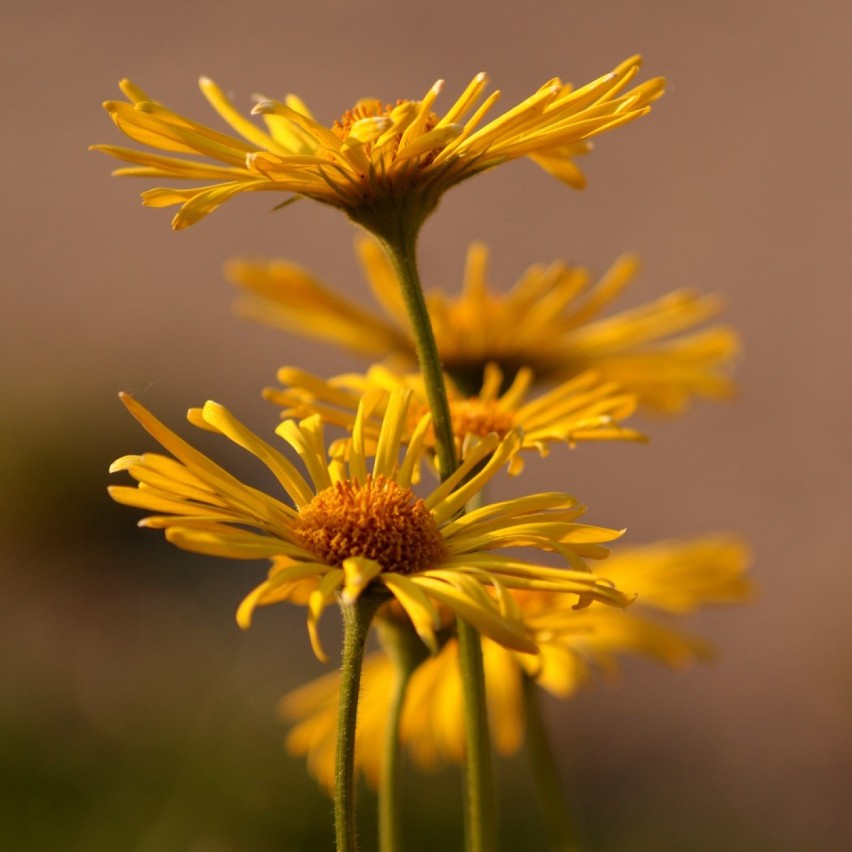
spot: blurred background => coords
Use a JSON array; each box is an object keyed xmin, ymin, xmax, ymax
[{"xmin": 3, "ymin": 0, "xmax": 850, "ymax": 849}]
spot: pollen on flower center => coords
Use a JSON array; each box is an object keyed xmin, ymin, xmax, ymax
[{"xmin": 292, "ymin": 475, "xmax": 445, "ymax": 575}]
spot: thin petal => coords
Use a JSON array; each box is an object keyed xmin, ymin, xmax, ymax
[
  {"xmin": 412, "ymin": 577, "xmax": 537, "ymax": 654},
  {"xmin": 380, "ymin": 574, "xmax": 440, "ymax": 653},
  {"xmin": 372, "ymin": 388, "xmax": 412, "ymax": 478},
  {"xmin": 307, "ymin": 570, "xmax": 345, "ymax": 662},
  {"xmin": 341, "ymin": 556, "xmax": 383, "ymax": 605},
  {"xmin": 200, "ymin": 400, "xmax": 315, "ymax": 506}
]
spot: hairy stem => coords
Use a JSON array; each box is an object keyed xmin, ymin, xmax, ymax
[
  {"xmin": 335, "ymin": 592, "xmax": 386, "ymax": 852},
  {"xmin": 362, "ymin": 211, "xmax": 457, "ymax": 482}
]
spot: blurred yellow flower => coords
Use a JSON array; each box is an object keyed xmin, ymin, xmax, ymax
[
  {"xmin": 109, "ymin": 388, "xmax": 632, "ymax": 661},
  {"xmin": 264, "ymin": 362, "xmax": 646, "ymax": 478},
  {"xmin": 229, "ymin": 238, "xmax": 739, "ymax": 413},
  {"xmin": 92, "ymin": 57, "xmax": 663, "ymax": 229},
  {"xmin": 281, "ymin": 536, "xmax": 751, "ymax": 790}
]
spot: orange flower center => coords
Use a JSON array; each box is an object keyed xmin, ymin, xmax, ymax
[
  {"xmin": 331, "ymin": 99, "xmax": 440, "ymax": 160},
  {"xmin": 331, "ymin": 99, "xmax": 403, "ymax": 139},
  {"xmin": 409, "ymin": 397, "xmax": 516, "ymax": 443},
  {"xmin": 292, "ymin": 474, "xmax": 445, "ymax": 575},
  {"xmin": 449, "ymin": 398, "xmax": 516, "ymax": 439}
]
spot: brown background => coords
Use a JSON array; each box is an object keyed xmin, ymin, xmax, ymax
[{"xmin": 2, "ymin": 0, "xmax": 850, "ymax": 849}]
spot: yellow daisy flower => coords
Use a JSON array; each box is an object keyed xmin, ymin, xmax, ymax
[
  {"xmin": 108, "ymin": 388, "xmax": 632, "ymax": 661},
  {"xmin": 264, "ymin": 362, "xmax": 646, "ymax": 478},
  {"xmin": 280, "ymin": 536, "xmax": 751, "ymax": 788},
  {"xmin": 229, "ymin": 237, "xmax": 740, "ymax": 412},
  {"xmin": 92, "ymin": 56, "xmax": 663, "ymax": 230},
  {"xmin": 282, "ymin": 653, "xmax": 398, "ymax": 793}
]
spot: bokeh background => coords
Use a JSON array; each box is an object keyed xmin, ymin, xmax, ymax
[{"xmin": 3, "ymin": 1, "xmax": 850, "ymax": 849}]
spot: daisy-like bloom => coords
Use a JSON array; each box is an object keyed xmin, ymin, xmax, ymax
[
  {"xmin": 108, "ymin": 388, "xmax": 632, "ymax": 661},
  {"xmin": 229, "ymin": 237, "xmax": 740, "ymax": 412},
  {"xmin": 264, "ymin": 362, "xmax": 646, "ymax": 478},
  {"xmin": 92, "ymin": 56, "xmax": 663, "ymax": 230},
  {"xmin": 281, "ymin": 536, "xmax": 751, "ymax": 789}
]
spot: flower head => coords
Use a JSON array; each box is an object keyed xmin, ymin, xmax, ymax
[
  {"xmin": 109, "ymin": 388, "xmax": 631, "ymax": 660},
  {"xmin": 264, "ymin": 362, "xmax": 646, "ymax": 478},
  {"xmin": 229, "ymin": 237, "xmax": 740, "ymax": 412},
  {"xmin": 92, "ymin": 57, "xmax": 663, "ymax": 230},
  {"xmin": 281, "ymin": 536, "xmax": 751, "ymax": 789}
]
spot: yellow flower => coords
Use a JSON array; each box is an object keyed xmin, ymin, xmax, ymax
[
  {"xmin": 229, "ymin": 237, "xmax": 740, "ymax": 412},
  {"xmin": 590, "ymin": 535, "xmax": 753, "ymax": 613},
  {"xmin": 281, "ymin": 536, "xmax": 751, "ymax": 788},
  {"xmin": 92, "ymin": 57, "xmax": 663, "ymax": 230},
  {"xmin": 264, "ymin": 362, "xmax": 646, "ymax": 478},
  {"xmin": 108, "ymin": 388, "xmax": 631, "ymax": 661},
  {"xmin": 281, "ymin": 653, "xmax": 397, "ymax": 793}
]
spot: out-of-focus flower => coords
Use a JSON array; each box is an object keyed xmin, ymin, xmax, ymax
[
  {"xmin": 229, "ymin": 238, "xmax": 739, "ymax": 412},
  {"xmin": 264, "ymin": 362, "xmax": 645, "ymax": 478},
  {"xmin": 109, "ymin": 388, "xmax": 631, "ymax": 661},
  {"xmin": 92, "ymin": 57, "xmax": 662, "ymax": 230},
  {"xmin": 281, "ymin": 536, "xmax": 751, "ymax": 789}
]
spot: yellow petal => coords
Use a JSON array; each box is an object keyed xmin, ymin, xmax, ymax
[
  {"xmin": 341, "ymin": 556, "xmax": 383, "ymax": 605},
  {"xmin": 372, "ymin": 388, "xmax": 412, "ymax": 478},
  {"xmin": 200, "ymin": 400, "xmax": 315, "ymax": 506},
  {"xmin": 343, "ymin": 116, "xmax": 393, "ymax": 147},
  {"xmin": 412, "ymin": 577, "xmax": 536, "ymax": 654},
  {"xmin": 307, "ymin": 569, "xmax": 345, "ymax": 662},
  {"xmin": 199, "ymin": 76, "xmax": 287, "ymax": 154},
  {"xmin": 380, "ymin": 574, "xmax": 440, "ymax": 653}
]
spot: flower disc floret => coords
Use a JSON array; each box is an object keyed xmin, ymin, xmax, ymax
[{"xmin": 293, "ymin": 475, "xmax": 445, "ymax": 575}]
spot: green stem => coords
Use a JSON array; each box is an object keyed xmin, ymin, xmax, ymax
[
  {"xmin": 335, "ymin": 592, "xmax": 386, "ymax": 852},
  {"xmin": 378, "ymin": 664, "xmax": 411, "ymax": 852},
  {"xmin": 521, "ymin": 673, "xmax": 584, "ymax": 852},
  {"xmin": 366, "ymin": 216, "xmax": 457, "ymax": 482},
  {"xmin": 457, "ymin": 620, "xmax": 497, "ymax": 852},
  {"xmin": 358, "ymin": 205, "xmax": 494, "ymax": 851},
  {"xmin": 376, "ymin": 619, "xmax": 431, "ymax": 852}
]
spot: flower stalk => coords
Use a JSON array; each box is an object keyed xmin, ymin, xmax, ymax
[
  {"xmin": 361, "ymin": 206, "xmax": 496, "ymax": 851},
  {"xmin": 376, "ymin": 618, "xmax": 432, "ymax": 852},
  {"xmin": 457, "ymin": 621, "xmax": 497, "ymax": 852},
  {"xmin": 521, "ymin": 672, "xmax": 584, "ymax": 852},
  {"xmin": 335, "ymin": 591, "xmax": 388, "ymax": 852},
  {"xmin": 352, "ymin": 202, "xmax": 457, "ymax": 482}
]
